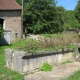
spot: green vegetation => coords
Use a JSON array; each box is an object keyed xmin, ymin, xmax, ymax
[
  {"xmin": 75, "ymin": 0, "xmax": 80, "ymax": 23},
  {"xmin": 16, "ymin": 0, "xmax": 80, "ymax": 34},
  {"xmin": 40, "ymin": 62, "xmax": 53, "ymax": 72},
  {"xmin": 0, "ymin": 24, "xmax": 3, "ymax": 38},
  {"xmin": 11, "ymin": 33, "xmax": 78, "ymax": 53},
  {"xmin": 0, "ymin": 33, "xmax": 79, "ymax": 79},
  {"xmin": 41, "ymin": 33, "xmax": 77, "ymax": 38},
  {"xmin": 0, "ymin": 46, "xmax": 24, "ymax": 80},
  {"xmin": 61, "ymin": 70, "xmax": 80, "ymax": 80},
  {"xmin": 61, "ymin": 60, "xmax": 73, "ymax": 65}
]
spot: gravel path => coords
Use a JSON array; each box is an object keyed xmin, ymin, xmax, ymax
[{"xmin": 24, "ymin": 62, "xmax": 80, "ymax": 80}]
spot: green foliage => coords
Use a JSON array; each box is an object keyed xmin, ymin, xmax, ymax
[
  {"xmin": 23, "ymin": 0, "xmax": 61, "ymax": 34},
  {"xmin": 75, "ymin": 0, "xmax": 80, "ymax": 24},
  {"xmin": 16, "ymin": 0, "xmax": 80, "ymax": 34},
  {"xmin": 15, "ymin": 0, "xmax": 22, "ymax": 5},
  {"xmin": 40, "ymin": 62, "xmax": 53, "ymax": 72},
  {"xmin": 0, "ymin": 24, "xmax": 3, "ymax": 38},
  {"xmin": 56, "ymin": 6, "xmax": 66, "ymax": 31},
  {"xmin": 14, "ymin": 38, "xmax": 39, "ymax": 53},
  {"xmin": 63, "ymin": 10, "xmax": 80, "ymax": 30},
  {"xmin": 67, "ymin": 44, "xmax": 76, "ymax": 50}
]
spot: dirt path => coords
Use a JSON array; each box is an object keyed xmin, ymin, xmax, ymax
[
  {"xmin": 26, "ymin": 34, "xmax": 42, "ymax": 40},
  {"xmin": 24, "ymin": 62, "xmax": 80, "ymax": 80}
]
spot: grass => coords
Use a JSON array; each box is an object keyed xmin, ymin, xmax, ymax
[
  {"xmin": 40, "ymin": 62, "xmax": 53, "ymax": 72},
  {"xmin": 41, "ymin": 34, "xmax": 58, "ymax": 38},
  {"xmin": 40, "ymin": 33, "xmax": 77, "ymax": 38},
  {"xmin": 61, "ymin": 60, "xmax": 73, "ymax": 65},
  {"xmin": 61, "ymin": 70, "xmax": 80, "ymax": 80},
  {"xmin": 0, "ymin": 46, "xmax": 24, "ymax": 80}
]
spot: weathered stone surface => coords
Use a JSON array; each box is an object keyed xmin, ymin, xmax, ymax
[
  {"xmin": 0, "ymin": 10, "xmax": 22, "ymax": 42},
  {"xmin": 76, "ymin": 43, "xmax": 80, "ymax": 48},
  {"xmin": 5, "ymin": 49, "xmax": 75, "ymax": 74},
  {"xmin": 5, "ymin": 49, "xmax": 13, "ymax": 69},
  {"xmin": 76, "ymin": 55, "xmax": 80, "ymax": 62}
]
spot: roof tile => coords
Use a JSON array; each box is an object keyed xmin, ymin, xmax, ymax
[{"xmin": 0, "ymin": 0, "xmax": 22, "ymax": 10}]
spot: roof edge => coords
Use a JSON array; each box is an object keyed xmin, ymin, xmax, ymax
[{"xmin": 0, "ymin": 9, "xmax": 22, "ymax": 10}]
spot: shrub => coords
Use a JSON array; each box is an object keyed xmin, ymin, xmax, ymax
[
  {"xmin": 15, "ymin": 38, "xmax": 39, "ymax": 52},
  {"xmin": 0, "ymin": 24, "xmax": 3, "ymax": 38},
  {"xmin": 14, "ymin": 33, "xmax": 79, "ymax": 53},
  {"xmin": 40, "ymin": 62, "xmax": 53, "ymax": 72}
]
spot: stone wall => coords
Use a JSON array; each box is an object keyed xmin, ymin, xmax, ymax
[
  {"xmin": 0, "ymin": 10, "xmax": 22, "ymax": 42},
  {"xmin": 5, "ymin": 49, "xmax": 74, "ymax": 74}
]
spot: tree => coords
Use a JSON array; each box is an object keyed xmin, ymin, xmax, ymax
[
  {"xmin": 16, "ymin": 0, "xmax": 79, "ymax": 34},
  {"xmin": 15, "ymin": 0, "xmax": 22, "ymax": 5},
  {"xmin": 75, "ymin": 0, "xmax": 80, "ymax": 26},
  {"xmin": 23, "ymin": 0, "xmax": 59, "ymax": 34},
  {"xmin": 63, "ymin": 10, "xmax": 80, "ymax": 30},
  {"xmin": 56, "ymin": 6, "xmax": 66, "ymax": 32}
]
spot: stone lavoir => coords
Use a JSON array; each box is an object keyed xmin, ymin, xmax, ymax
[{"xmin": 5, "ymin": 48, "xmax": 75, "ymax": 74}]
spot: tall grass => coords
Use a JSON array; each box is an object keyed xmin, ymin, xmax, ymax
[
  {"xmin": 39, "ymin": 34, "xmax": 78, "ymax": 49},
  {"xmin": 14, "ymin": 33, "xmax": 79, "ymax": 52}
]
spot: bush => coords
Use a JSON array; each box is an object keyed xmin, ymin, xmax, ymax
[
  {"xmin": 14, "ymin": 33, "xmax": 79, "ymax": 52},
  {"xmin": 40, "ymin": 62, "xmax": 53, "ymax": 72},
  {"xmin": 0, "ymin": 24, "xmax": 3, "ymax": 38}
]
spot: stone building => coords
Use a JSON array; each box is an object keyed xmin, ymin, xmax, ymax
[{"xmin": 0, "ymin": 0, "xmax": 22, "ymax": 42}]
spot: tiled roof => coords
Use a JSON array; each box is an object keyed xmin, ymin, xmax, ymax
[{"xmin": 0, "ymin": 0, "xmax": 22, "ymax": 10}]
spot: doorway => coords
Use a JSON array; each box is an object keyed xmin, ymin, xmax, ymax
[
  {"xmin": 0, "ymin": 18, "xmax": 11, "ymax": 45},
  {"xmin": 0, "ymin": 18, "xmax": 4, "ymax": 28}
]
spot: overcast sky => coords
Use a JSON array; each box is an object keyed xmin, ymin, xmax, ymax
[{"xmin": 56, "ymin": 0, "xmax": 78, "ymax": 10}]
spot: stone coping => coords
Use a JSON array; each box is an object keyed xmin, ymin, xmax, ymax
[{"xmin": 5, "ymin": 48, "xmax": 74, "ymax": 57}]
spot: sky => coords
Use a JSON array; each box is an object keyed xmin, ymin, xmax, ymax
[{"xmin": 56, "ymin": 0, "xmax": 78, "ymax": 10}]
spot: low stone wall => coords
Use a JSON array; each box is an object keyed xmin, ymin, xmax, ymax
[{"xmin": 5, "ymin": 49, "xmax": 74, "ymax": 74}]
